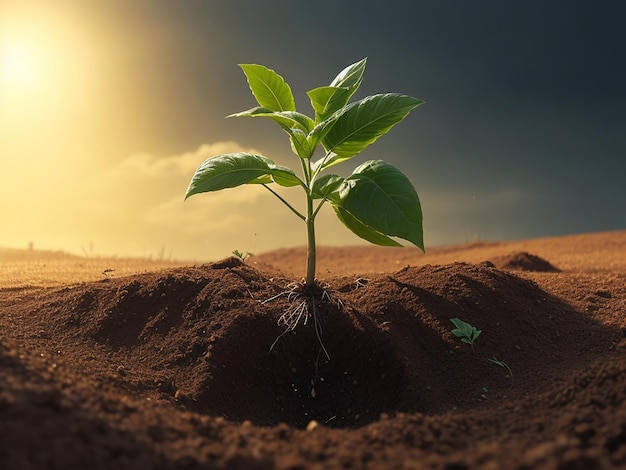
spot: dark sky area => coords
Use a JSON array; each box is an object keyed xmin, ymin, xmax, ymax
[
  {"xmin": 116, "ymin": 0, "xmax": 626, "ymax": 241},
  {"xmin": 3, "ymin": 0, "xmax": 625, "ymax": 257}
]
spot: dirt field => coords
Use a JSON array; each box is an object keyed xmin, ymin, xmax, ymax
[{"xmin": 1, "ymin": 230, "xmax": 625, "ymax": 469}]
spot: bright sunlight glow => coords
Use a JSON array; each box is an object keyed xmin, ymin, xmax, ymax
[{"xmin": 1, "ymin": 39, "xmax": 39, "ymax": 88}]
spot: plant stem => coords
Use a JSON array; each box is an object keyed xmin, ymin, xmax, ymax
[
  {"xmin": 305, "ymin": 193, "xmax": 316, "ymax": 288},
  {"xmin": 262, "ymin": 184, "xmax": 305, "ymax": 222}
]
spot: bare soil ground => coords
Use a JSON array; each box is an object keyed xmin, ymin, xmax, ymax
[{"xmin": 1, "ymin": 230, "xmax": 626, "ymax": 469}]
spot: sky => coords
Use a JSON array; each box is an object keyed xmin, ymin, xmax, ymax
[{"xmin": 1, "ymin": 0, "xmax": 625, "ymax": 262}]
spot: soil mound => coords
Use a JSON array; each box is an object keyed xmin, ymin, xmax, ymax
[
  {"xmin": 491, "ymin": 251, "xmax": 561, "ymax": 272},
  {"xmin": 1, "ymin": 253, "xmax": 625, "ymax": 468}
]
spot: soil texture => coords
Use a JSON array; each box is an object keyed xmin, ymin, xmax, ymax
[{"xmin": 1, "ymin": 230, "xmax": 626, "ymax": 469}]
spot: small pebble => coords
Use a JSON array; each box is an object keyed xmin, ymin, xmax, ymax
[{"xmin": 306, "ymin": 420, "xmax": 319, "ymax": 431}]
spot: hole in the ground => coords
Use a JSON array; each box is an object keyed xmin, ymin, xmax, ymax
[{"xmin": 191, "ymin": 301, "xmax": 409, "ymax": 429}]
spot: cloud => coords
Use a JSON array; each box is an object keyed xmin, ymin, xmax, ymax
[
  {"xmin": 74, "ymin": 141, "xmax": 312, "ymax": 260},
  {"xmin": 91, "ymin": 141, "xmax": 264, "ymax": 202},
  {"xmin": 1, "ymin": 137, "xmax": 536, "ymax": 260},
  {"xmin": 112, "ymin": 142, "xmax": 259, "ymax": 179},
  {"xmin": 79, "ymin": 144, "xmax": 535, "ymax": 259}
]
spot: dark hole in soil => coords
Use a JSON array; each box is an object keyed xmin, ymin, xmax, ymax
[{"xmin": 192, "ymin": 303, "xmax": 409, "ymax": 429}]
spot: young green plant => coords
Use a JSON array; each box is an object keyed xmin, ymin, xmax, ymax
[
  {"xmin": 232, "ymin": 249, "xmax": 251, "ymax": 262},
  {"xmin": 185, "ymin": 58, "xmax": 424, "ymax": 289},
  {"xmin": 450, "ymin": 318, "xmax": 482, "ymax": 348},
  {"xmin": 450, "ymin": 319, "xmax": 513, "ymax": 386},
  {"xmin": 488, "ymin": 355, "xmax": 514, "ymax": 385}
]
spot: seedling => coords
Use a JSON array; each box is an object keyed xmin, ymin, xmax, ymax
[
  {"xmin": 488, "ymin": 355, "xmax": 513, "ymax": 385},
  {"xmin": 185, "ymin": 59, "xmax": 424, "ymax": 289},
  {"xmin": 450, "ymin": 318, "xmax": 482, "ymax": 347},
  {"xmin": 232, "ymin": 249, "xmax": 251, "ymax": 261},
  {"xmin": 450, "ymin": 319, "xmax": 514, "ymax": 389}
]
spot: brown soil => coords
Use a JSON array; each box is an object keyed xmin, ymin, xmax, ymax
[{"xmin": 1, "ymin": 230, "xmax": 626, "ymax": 469}]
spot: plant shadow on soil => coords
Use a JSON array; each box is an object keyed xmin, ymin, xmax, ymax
[{"xmin": 20, "ymin": 255, "xmax": 619, "ymax": 431}]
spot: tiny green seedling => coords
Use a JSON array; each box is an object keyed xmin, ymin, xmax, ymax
[
  {"xmin": 488, "ymin": 355, "xmax": 513, "ymax": 385},
  {"xmin": 450, "ymin": 319, "xmax": 514, "ymax": 389},
  {"xmin": 450, "ymin": 318, "xmax": 482, "ymax": 347},
  {"xmin": 232, "ymin": 249, "xmax": 251, "ymax": 261},
  {"xmin": 185, "ymin": 58, "xmax": 424, "ymax": 289}
]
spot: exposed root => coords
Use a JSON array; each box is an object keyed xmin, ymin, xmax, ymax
[
  {"xmin": 260, "ymin": 281, "xmax": 300, "ymax": 305},
  {"xmin": 264, "ymin": 281, "xmax": 344, "ymax": 361},
  {"xmin": 319, "ymin": 282, "xmax": 345, "ymax": 310}
]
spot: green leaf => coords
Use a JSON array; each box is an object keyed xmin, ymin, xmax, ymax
[
  {"xmin": 333, "ymin": 205, "xmax": 402, "ymax": 247},
  {"xmin": 278, "ymin": 111, "xmax": 315, "ymax": 132},
  {"xmin": 308, "ymin": 118, "xmax": 340, "ymax": 153},
  {"xmin": 228, "ymin": 107, "xmax": 314, "ymax": 132},
  {"xmin": 309, "ymin": 93, "xmax": 422, "ymax": 172},
  {"xmin": 185, "ymin": 153, "xmax": 302, "ymax": 199},
  {"xmin": 307, "ymin": 58, "xmax": 367, "ymax": 121},
  {"xmin": 269, "ymin": 163, "xmax": 303, "ymax": 187},
  {"xmin": 287, "ymin": 128, "xmax": 316, "ymax": 160},
  {"xmin": 311, "ymin": 174, "xmax": 344, "ymax": 199},
  {"xmin": 321, "ymin": 93, "xmax": 424, "ymax": 161},
  {"xmin": 239, "ymin": 64, "xmax": 296, "ymax": 112},
  {"xmin": 331, "ymin": 160, "xmax": 423, "ymax": 249},
  {"xmin": 450, "ymin": 318, "xmax": 482, "ymax": 343},
  {"xmin": 227, "ymin": 107, "xmax": 316, "ymax": 159},
  {"xmin": 307, "ymin": 86, "xmax": 352, "ymax": 121},
  {"xmin": 330, "ymin": 57, "xmax": 367, "ymax": 92},
  {"xmin": 311, "ymin": 152, "xmax": 349, "ymax": 173}
]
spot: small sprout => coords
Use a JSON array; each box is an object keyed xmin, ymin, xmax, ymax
[
  {"xmin": 488, "ymin": 355, "xmax": 513, "ymax": 385},
  {"xmin": 480, "ymin": 387, "xmax": 488, "ymax": 400},
  {"xmin": 232, "ymin": 249, "xmax": 251, "ymax": 261},
  {"xmin": 450, "ymin": 318, "xmax": 482, "ymax": 347}
]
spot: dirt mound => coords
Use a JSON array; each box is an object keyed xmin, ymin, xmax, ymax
[
  {"xmin": 491, "ymin": 251, "xmax": 560, "ymax": 272},
  {"xmin": 1, "ymin": 254, "xmax": 626, "ymax": 468}
]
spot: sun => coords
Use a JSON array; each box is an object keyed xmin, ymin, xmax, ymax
[{"xmin": 1, "ymin": 38, "xmax": 39, "ymax": 89}]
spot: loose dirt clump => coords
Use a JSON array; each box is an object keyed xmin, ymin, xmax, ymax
[
  {"xmin": 491, "ymin": 251, "xmax": 561, "ymax": 272},
  {"xmin": 1, "ymin": 231, "xmax": 626, "ymax": 468}
]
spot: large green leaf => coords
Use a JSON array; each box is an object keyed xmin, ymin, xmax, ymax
[
  {"xmin": 321, "ymin": 93, "xmax": 424, "ymax": 161},
  {"xmin": 331, "ymin": 160, "xmax": 423, "ymax": 249},
  {"xmin": 308, "ymin": 93, "xmax": 422, "ymax": 172},
  {"xmin": 239, "ymin": 64, "xmax": 296, "ymax": 112},
  {"xmin": 185, "ymin": 153, "xmax": 302, "ymax": 199},
  {"xmin": 332, "ymin": 205, "xmax": 402, "ymax": 247}
]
